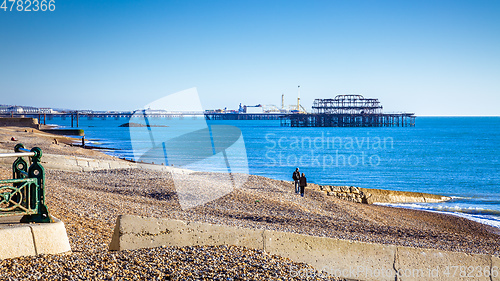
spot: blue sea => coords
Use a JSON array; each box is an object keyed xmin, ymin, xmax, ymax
[{"xmin": 46, "ymin": 116, "xmax": 500, "ymax": 228}]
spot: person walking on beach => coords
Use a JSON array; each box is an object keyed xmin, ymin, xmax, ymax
[
  {"xmin": 299, "ymin": 173, "xmax": 307, "ymax": 197},
  {"xmin": 292, "ymin": 168, "xmax": 300, "ymax": 194}
]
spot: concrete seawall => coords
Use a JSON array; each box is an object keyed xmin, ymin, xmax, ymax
[
  {"xmin": 110, "ymin": 215, "xmax": 500, "ymax": 281},
  {"xmin": 0, "ymin": 118, "xmax": 39, "ymax": 128},
  {"xmin": 0, "ymin": 149, "xmax": 193, "ymax": 174}
]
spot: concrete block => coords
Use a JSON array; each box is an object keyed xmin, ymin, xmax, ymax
[
  {"xmin": 0, "ymin": 225, "xmax": 36, "ymax": 259},
  {"xmin": 30, "ymin": 218, "xmax": 71, "ymax": 255},
  {"xmin": 109, "ymin": 215, "xmax": 264, "ymax": 251},
  {"xmin": 395, "ymin": 246, "xmax": 492, "ymax": 281},
  {"xmin": 263, "ymin": 230, "xmax": 397, "ymax": 281}
]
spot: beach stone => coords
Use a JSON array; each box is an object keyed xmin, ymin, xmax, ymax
[
  {"xmin": 317, "ymin": 184, "xmax": 370, "ymax": 204},
  {"xmin": 350, "ymin": 186, "xmax": 360, "ymax": 194},
  {"xmin": 331, "ymin": 186, "xmax": 342, "ymax": 192},
  {"xmin": 1, "ymin": 125, "xmax": 499, "ymax": 280}
]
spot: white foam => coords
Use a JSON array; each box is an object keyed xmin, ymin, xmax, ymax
[{"xmin": 376, "ymin": 203, "xmax": 500, "ymax": 229}]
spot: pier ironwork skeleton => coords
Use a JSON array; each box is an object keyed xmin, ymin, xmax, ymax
[{"xmin": 281, "ymin": 95, "xmax": 415, "ymax": 127}]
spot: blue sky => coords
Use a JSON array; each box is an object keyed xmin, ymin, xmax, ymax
[{"xmin": 1, "ymin": 0, "xmax": 499, "ymax": 115}]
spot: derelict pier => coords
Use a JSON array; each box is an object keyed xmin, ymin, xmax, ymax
[{"xmin": 280, "ymin": 95, "xmax": 415, "ymax": 127}]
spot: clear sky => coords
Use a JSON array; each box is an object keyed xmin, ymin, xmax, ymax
[{"xmin": 1, "ymin": 0, "xmax": 499, "ymax": 115}]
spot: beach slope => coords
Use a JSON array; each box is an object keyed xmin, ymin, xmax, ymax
[{"xmin": 0, "ymin": 126, "xmax": 498, "ymax": 279}]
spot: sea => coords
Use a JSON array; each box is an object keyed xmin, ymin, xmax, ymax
[{"xmin": 45, "ymin": 116, "xmax": 500, "ymax": 229}]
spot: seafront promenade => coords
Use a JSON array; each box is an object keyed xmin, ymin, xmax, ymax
[{"xmin": 0, "ymin": 125, "xmax": 498, "ymax": 280}]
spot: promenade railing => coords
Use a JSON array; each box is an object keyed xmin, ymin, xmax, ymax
[{"xmin": 0, "ymin": 144, "xmax": 51, "ymax": 223}]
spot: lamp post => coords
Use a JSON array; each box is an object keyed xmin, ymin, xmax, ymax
[{"xmin": 297, "ymin": 85, "xmax": 301, "ymax": 112}]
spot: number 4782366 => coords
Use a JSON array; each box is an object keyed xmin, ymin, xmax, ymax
[{"xmin": 1, "ymin": 0, "xmax": 55, "ymax": 12}]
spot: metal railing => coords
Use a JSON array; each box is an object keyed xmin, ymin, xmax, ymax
[{"xmin": 0, "ymin": 144, "xmax": 51, "ymax": 223}]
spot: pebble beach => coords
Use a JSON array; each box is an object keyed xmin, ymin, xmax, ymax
[{"xmin": 0, "ymin": 126, "xmax": 499, "ymax": 280}]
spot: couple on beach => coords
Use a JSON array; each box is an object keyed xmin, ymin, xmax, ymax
[{"xmin": 292, "ymin": 168, "xmax": 307, "ymax": 197}]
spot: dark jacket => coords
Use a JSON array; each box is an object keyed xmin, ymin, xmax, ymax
[
  {"xmin": 299, "ymin": 176, "xmax": 307, "ymax": 187},
  {"xmin": 292, "ymin": 170, "xmax": 300, "ymax": 181}
]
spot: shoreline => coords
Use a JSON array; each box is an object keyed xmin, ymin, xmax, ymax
[
  {"xmin": 8, "ymin": 124, "xmax": 456, "ymax": 204},
  {"xmin": 47, "ymin": 121, "xmax": 498, "ymax": 223},
  {"xmin": 1, "ymin": 125, "xmax": 499, "ymax": 255},
  {"xmin": 3, "ymin": 125, "xmax": 499, "ymax": 232},
  {"xmin": 377, "ymin": 202, "xmax": 500, "ymax": 233},
  {"xmin": 69, "ymin": 130, "xmax": 500, "ymax": 230}
]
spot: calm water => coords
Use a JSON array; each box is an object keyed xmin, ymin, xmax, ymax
[{"xmin": 47, "ymin": 116, "xmax": 500, "ymax": 228}]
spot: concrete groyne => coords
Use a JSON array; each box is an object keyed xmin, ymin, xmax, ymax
[
  {"xmin": 0, "ymin": 118, "xmax": 39, "ymax": 128},
  {"xmin": 0, "ymin": 149, "xmax": 193, "ymax": 174},
  {"xmin": 360, "ymin": 187, "xmax": 451, "ymax": 204},
  {"xmin": 318, "ymin": 184, "xmax": 451, "ymax": 204}
]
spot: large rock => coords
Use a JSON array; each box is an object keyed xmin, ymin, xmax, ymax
[
  {"xmin": 331, "ymin": 186, "xmax": 342, "ymax": 192},
  {"xmin": 340, "ymin": 186, "xmax": 350, "ymax": 193}
]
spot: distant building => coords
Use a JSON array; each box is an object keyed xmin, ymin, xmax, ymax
[
  {"xmin": 244, "ymin": 105, "xmax": 263, "ymax": 114},
  {"xmin": 39, "ymin": 108, "xmax": 55, "ymax": 114},
  {"xmin": 0, "ymin": 105, "xmax": 56, "ymax": 114},
  {"xmin": 10, "ymin": 106, "xmax": 25, "ymax": 114},
  {"xmin": 78, "ymin": 110, "xmax": 94, "ymax": 114},
  {"xmin": 0, "ymin": 105, "xmax": 11, "ymax": 114}
]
